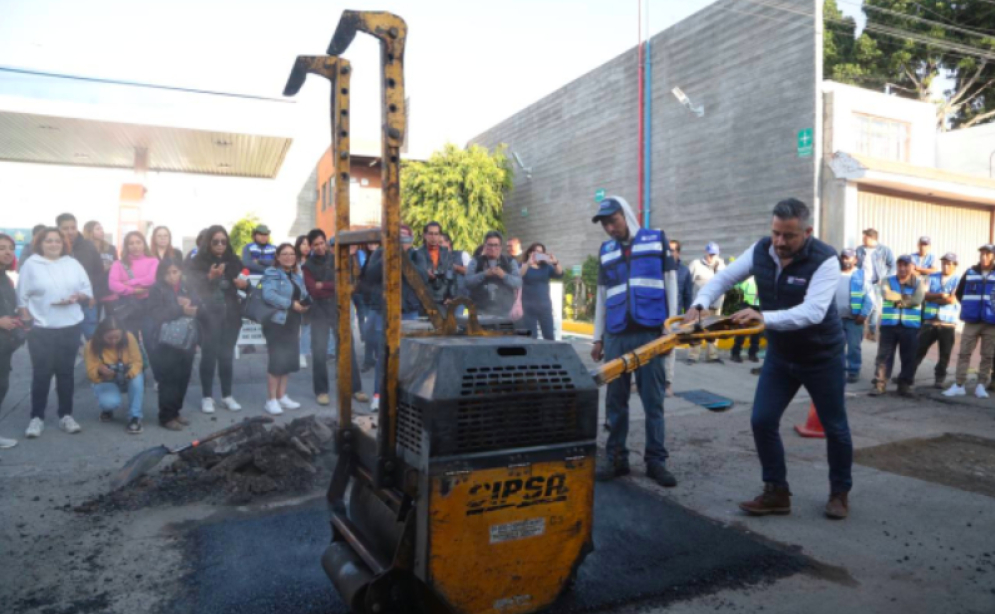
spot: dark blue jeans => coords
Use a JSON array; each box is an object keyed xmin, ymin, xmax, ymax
[
  {"xmin": 604, "ymin": 330, "xmax": 668, "ymax": 464},
  {"xmin": 521, "ymin": 304, "xmax": 555, "ymax": 340},
  {"xmin": 842, "ymin": 318, "xmax": 864, "ymax": 376},
  {"xmin": 753, "ymin": 349, "xmax": 853, "ymax": 493}
]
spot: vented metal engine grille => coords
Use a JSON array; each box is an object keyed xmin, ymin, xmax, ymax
[
  {"xmin": 460, "ymin": 364, "xmax": 575, "ymax": 395},
  {"xmin": 455, "ymin": 364, "xmax": 581, "ymax": 454},
  {"xmin": 397, "ymin": 400, "xmax": 423, "ymax": 455}
]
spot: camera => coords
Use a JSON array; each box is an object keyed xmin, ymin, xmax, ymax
[{"xmin": 108, "ymin": 362, "xmax": 130, "ymax": 392}]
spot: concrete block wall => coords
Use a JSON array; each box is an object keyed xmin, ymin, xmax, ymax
[{"xmin": 471, "ymin": 0, "xmax": 820, "ymax": 268}]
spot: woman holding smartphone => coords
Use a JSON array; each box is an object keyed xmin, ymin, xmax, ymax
[
  {"xmin": 519, "ymin": 242, "xmax": 563, "ymax": 340},
  {"xmin": 17, "ymin": 228, "xmax": 93, "ymax": 438},
  {"xmin": 185, "ymin": 225, "xmax": 248, "ymax": 414}
]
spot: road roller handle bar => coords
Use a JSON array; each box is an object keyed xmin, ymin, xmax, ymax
[{"xmin": 590, "ymin": 316, "xmax": 764, "ymax": 387}]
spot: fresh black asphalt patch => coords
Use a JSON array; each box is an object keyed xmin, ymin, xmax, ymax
[{"xmin": 169, "ymin": 481, "xmax": 809, "ymax": 613}]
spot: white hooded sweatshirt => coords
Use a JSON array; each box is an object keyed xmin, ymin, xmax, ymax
[
  {"xmin": 593, "ymin": 196, "xmax": 678, "ymax": 340},
  {"xmin": 17, "ymin": 254, "xmax": 93, "ymax": 329}
]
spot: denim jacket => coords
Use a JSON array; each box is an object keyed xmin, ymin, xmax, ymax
[
  {"xmin": 856, "ymin": 244, "xmax": 895, "ymax": 284},
  {"xmin": 261, "ymin": 267, "xmax": 310, "ymax": 325}
]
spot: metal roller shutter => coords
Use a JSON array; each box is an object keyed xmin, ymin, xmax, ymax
[{"xmin": 856, "ymin": 189, "xmax": 993, "ymax": 264}]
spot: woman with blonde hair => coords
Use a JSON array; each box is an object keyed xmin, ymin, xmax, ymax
[{"xmin": 83, "ymin": 221, "xmax": 118, "ymax": 273}]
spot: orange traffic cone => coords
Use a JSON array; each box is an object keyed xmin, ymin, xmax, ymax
[{"xmin": 794, "ymin": 403, "xmax": 825, "ymax": 438}]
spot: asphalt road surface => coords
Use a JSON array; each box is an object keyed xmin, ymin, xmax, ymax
[{"xmin": 169, "ymin": 480, "xmax": 808, "ymax": 613}]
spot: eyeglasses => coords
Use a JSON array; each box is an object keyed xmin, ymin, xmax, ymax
[{"xmin": 211, "ymin": 239, "xmax": 228, "ymax": 246}]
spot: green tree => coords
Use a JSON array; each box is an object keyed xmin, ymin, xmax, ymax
[
  {"xmin": 229, "ymin": 213, "xmax": 260, "ymax": 256},
  {"xmin": 401, "ymin": 143, "xmax": 513, "ymax": 252},
  {"xmin": 823, "ymin": 0, "xmax": 995, "ymax": 129}
]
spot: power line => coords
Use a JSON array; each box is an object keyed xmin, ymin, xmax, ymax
[
  {"xmin": 0, "ymin": 66, "xmax": 296, "ymax": 103},
  {"xmin": 836, "ymin": 0, "xmax": 995, "ymax": 40},
  {"xmin": 739, "ymin": 0, "xmax": 995, "ymax": 62}
]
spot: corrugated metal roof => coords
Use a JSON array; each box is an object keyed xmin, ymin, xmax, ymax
[{"xmin": 0, "ymin": 111, "xmax": 291, "ymax": 178}]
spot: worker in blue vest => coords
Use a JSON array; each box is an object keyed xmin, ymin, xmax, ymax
[
  {"xmin": 914, "ymin": 253, "xmax": 960, "ymax": 389},
  {"xmin": 910, "ymin": 236, "xmax": 939, "ymax": 276},
  {"xmin": 943, "ymin": 244, "xmax": 995, "ymax": 399},
  {"xmin": 870, "ymin": 255, "xmax": 926, "ymax": 398},
  {"xmin": 241, "ymin": 225, "xmax": 277, "ymax": 275},
  {"xmin": 590, "ymin": 196, "xmax": 678, "ymax": 488},
  {"xmin": 837, "ymin": 248, "xmax": 875, "ymax": 383},
  {"xmin": 687, "ymin": 198, "xmax": 852, "ymax": 520}
]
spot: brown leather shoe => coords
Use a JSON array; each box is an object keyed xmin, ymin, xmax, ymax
[
  {"xmin": 161, "ymin": 420, "xmax": 184, "ymax": 431},
  {"xmin": 739, "ymin": 483, "xmax": 791, "ymax": 516},
  {"xmin": 316, "ymin": 393, "xmax": 330, "ymax": 406},
  {"xmin": 176, "ymin": 415, "xmax": 191, "ymax": 426},
  {"xmin": 869, "ymin": 382, "xmax": 886, "ymax": 396},
  {"xmin": 897, "ymin": 383, "xmax": 917, "ymax": 398},
  {"xmin": 825, "ymin": 491, "xmax": 849, "ymax": 519}
]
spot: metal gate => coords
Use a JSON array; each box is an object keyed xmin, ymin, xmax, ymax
[{"xmin": 857, "ymin": 189, "xmax": 993, "ymax": 265}]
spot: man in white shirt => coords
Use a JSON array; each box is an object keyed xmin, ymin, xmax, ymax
[
  {"xmin": 685, "ymin": 198, "xmax": 852, "ymax": 520},
  {"xmin": 687, "ymin": 242, "xmax": 726, "ymax": 363}
]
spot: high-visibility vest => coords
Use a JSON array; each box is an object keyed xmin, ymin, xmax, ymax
[
  {"xmin": 960, "ymin": 268, "xmax": 995, "ymax": 324},
  {"xmin": 923, "ymin": 273, "xmax": 960, "ymax": 324},
  {"xmin": 880, "ymin": 276, "xmax": 921, "ymax": 329},
  {"xmin": 600, "ymin": 228, "xmax": 668, "ymax": 334},
  {"xmin": 737, "ymin": 277, "xmax": 759, "ymax": 307},
  {"xmin": 848, "ymin": 269, "xmax": 867, "ymax": 316}
]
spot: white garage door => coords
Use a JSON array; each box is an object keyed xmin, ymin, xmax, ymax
[{"xmin": 857, "ymin": 189, "xmax": 993, "ymax": 266}]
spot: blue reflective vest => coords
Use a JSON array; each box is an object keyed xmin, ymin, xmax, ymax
[
  {"xmin": 960, "ymin": 268, "xmax": 995, "ymax": 324},
  {"xmin": 849, "ymin": 269, "xmax": 867, "ymax": 317},
  {"xmin": 923, "ymin": 273, "xmax": 960, "ymax": 324},
  {"xmin": 911, "ymin": 253, "xmax": 935, "ymax": 271},
  {"xmin": 600, "ymin": 228, "xmax": 668, "ymax": 334},
  {"xmin": 880, "ymin": 276, "xmax": 921, "ymax": 329}
]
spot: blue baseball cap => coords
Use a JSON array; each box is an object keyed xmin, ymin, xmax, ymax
[
  {"xmin": 591, "ymin": 197, "xmax": 623, "ymax": 223},
  {"xmin": 897, "ymin": 254, "xmax": 914, "ymax": 264},
  {"xmin": 706, "ymin": 242, "xmax": 720, "ymax": 255}
]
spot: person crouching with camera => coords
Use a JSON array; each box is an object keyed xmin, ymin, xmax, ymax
[
  {"xmin": 260, "ymin": 243, "xmax": 311, "ymax": 416},
  {"xmin": 85, "ymin": 316, "xmax": 145, "ymax": 434}
]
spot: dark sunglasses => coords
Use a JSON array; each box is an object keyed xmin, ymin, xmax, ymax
[{"xmin": 211, "ymin": 239, "xmax": 228, "ymax": 246}]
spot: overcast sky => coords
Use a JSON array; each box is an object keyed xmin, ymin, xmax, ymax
[{"xmin": 0, "ymin": 0, "xmax": 864, "ymax": 156}]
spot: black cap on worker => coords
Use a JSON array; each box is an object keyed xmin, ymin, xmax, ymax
[
  {"xmin": 897, "ymin": 254, "xmax": 914, "ymax": 264},
  {"xmin": 840, "ymin": 248, "xmax": 856, "ymax": 259},
  {"xmin": 941, "ymin": 252, "xmax": 958, "ymax": 263},
  {"xmin": 980, "ymin": 244, "xmax": 995, "ymax": 253},
  {"xmin": 591, "ymin": 198, "xmax": 623, "ymax": 223}
]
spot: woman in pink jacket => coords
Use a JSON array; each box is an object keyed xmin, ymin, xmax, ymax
[{"xmin": 108, "ymin": 231, "xmax": 159, "ymax": 336}]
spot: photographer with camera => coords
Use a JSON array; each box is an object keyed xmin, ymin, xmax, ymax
[
  {"xmin": 519, "ymin": 242, "xmax": 563, "ymax": 340},
  {"xmin": 85, "ymin": 316, "xmax": 145, "ymax": 434},
  {"xmin": 416, "ymin": 221, "xmax": 455, "ymax": 309},
  {"xmin": 260, "ymin": 244, "xmax": 311, "ymax": 415}
]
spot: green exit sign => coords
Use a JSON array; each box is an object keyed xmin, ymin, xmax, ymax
[
  {"xmin": 594, "ymin": 189, "xmax": 606, "ymax": 202},
  {"xmin": 797, "ymin": 128, "xmax": 813, "ymax": 158}
]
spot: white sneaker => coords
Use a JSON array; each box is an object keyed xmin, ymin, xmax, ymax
[
  {"xmin": 942, "ymin": 384, "xmax": 966, "ymax": 397},
  {"xmin": 975, "ymin": 384, "xmax": 990, "ymax": 399},
  {"xmin": 25, "ymin": 418, "xmax": 43, "ymax": 439},
  {"xmin": 221, "ymin": 397, "xmax": 242, "ymax": 412},
  {"xmin": 264, "ymin": 399, "xmax": 284, "ymax": 415},
  {"xmin": 59, "ymin": 415, "xmax": 82, "ymax": 434},
  {"xmin": 0, "ymin": 436, "xmax": 18, "ymax": 449},
  {"xmin": 371, "ymin": 394, "xmax": 380, "ymax": 411},
  {"xmin": 201, "ymin": 398, "xmax": 216, "ymax": 414},
  {"xmin": 278, "ymin": 395, "xmax": 301, "ymax": 410},
  {"xmin": 299, "ymin": 354, "xmax": 308, "ymax": 369}
]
